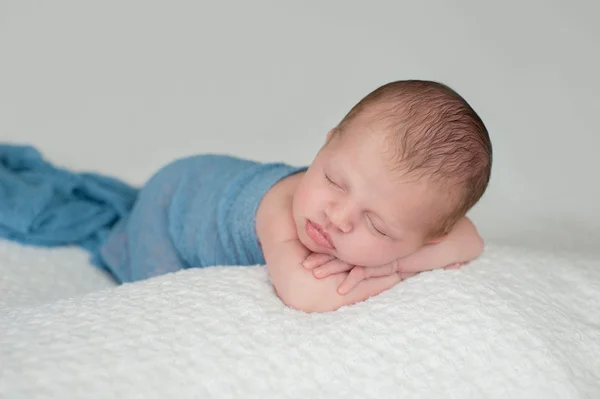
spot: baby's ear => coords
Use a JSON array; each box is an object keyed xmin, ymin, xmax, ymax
[
  {"xmin": 325, "ymin": 128, "xmax": 340, "ymax": 144},
  {"xmin": 326, "ymin": 129, "xmax": 335, "ymax": 143}
]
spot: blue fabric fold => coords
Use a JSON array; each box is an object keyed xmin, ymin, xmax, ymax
[
  {"xmin": 0, "ymin": 144, "xmax": 307, "ymax": 283},
  {"xmin": 0, "ymin": 144, "xmax": 138, "ymax": 263}
]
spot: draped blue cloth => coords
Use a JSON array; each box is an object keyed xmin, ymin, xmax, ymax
[{"xmin": 0, "ymin": 144, "xmax": 306, "ymax": 283}]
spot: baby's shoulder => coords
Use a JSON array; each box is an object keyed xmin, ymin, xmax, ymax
[
  {"xmin": 255, "ymin": 170, "xmax": 305, "ymax": 251},
  {"xmin": 263, "ymin": 169, "xmax": 304, "ymax": 207}
]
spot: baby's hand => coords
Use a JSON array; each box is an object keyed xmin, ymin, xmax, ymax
[
  {"xmin": 302, "ymin": 252, "xmax": 352, "ymax": 278},
  {"xmin": 334, "ymin": 261, "xmax": 418, "ymax": 295},
  {"xmin": 303, "ymin": 253, "xmax": 465, "ymax": 295},
  {"xmin": 302, "ymin": 254, "xmax": 414, "ymax": 295}
]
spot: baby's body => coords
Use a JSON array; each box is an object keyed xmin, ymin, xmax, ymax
[{"xmin": 94, "ymin": 79, "xmax": 490, "ymax": 312}]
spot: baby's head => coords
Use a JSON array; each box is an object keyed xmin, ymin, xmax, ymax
[{"xmin": 292, "ymin": 80, "xmax": 492, "ymax": 267}]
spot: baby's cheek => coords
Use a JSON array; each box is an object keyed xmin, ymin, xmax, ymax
[
  {"xmin": 292, "ymin": 187, "xmax": 310, "ymax": 215},
  {"xmin": 296, "ymin": 185, "xmax": 323, "ymax": 212},
  {"xmin": 340, "ymin": 237, "xmax": 391, "ymax": 266}
]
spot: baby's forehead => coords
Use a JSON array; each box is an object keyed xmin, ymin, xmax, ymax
[
  {"xmin": 332, "ymin": 130, "xmax": 403, "ymax": 171},
  {"xmin": 330, "ymin": 145, "xmax": 430, "ymax": 191}
]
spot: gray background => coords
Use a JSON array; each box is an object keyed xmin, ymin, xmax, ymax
[{"xmin": 1, "ymin": 0, "xmax": 599, "ymax": 255}]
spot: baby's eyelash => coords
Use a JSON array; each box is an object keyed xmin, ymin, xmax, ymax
[
  {"xmin": 367, "ymin": 216, "xmax": 387, "ymax": 236},
  {"xmin": 372, "ymin": 224, "xmax": 386, "ymax": 236},
  {"xmin": 324, "ymin": 173, "xmax": 339, "ymax": 188}
]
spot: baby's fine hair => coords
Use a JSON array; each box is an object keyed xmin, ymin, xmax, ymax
[{"xmin": 336, "ymin": 80, "xmax": 492, "ymax": 237}]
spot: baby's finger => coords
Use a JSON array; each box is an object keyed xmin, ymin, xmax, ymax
[
  {"xmin": 312, "ymin": 259, "xmax": 353, "ymax": 278},
  {"xmin": 398, "ymin": 271, "xmax": 418, "ymax": 281},
  {"xmin": 302, "ymin": 253, "xmax": 335, "ymax": 269},
  {"xmin": 337, "ymin": 266, "xmax": 368, "ymax": 295},
  {"xmin": 443, "ymin": 262, "xmax": 464, "ymax": 270},
  {"xmin": 361, "ymin": 263, "xmax": 398, "ymax": 278}
]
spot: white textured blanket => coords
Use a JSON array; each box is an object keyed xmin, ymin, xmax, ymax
[{"xmin": 1, "ymin": 242, "xmax": 599, "ymax": 398}]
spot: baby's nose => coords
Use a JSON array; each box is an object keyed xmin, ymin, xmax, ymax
[
  {"xmin": 327, "ymin": 205, "xmax": 353, "ymax": 233},
  {"xmin": 336, "ymin": 219, "xmax": 352, "ymax": 233}
]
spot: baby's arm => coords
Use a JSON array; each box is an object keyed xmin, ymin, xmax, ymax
[
  {"xmin": 263, "ymin": 238, "xmax": 400, "ymax": 312},
  {"xmin": 307, "ymin": 216, "xmax": 484, "ymax": 294},
  {"xmin": 393, "ymin": 217, "xmax": 484, "ymax": 273}
]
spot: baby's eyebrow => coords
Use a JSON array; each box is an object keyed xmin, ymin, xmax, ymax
[{"xmin": 332, "ymin": 168, "xmax": 350, "ymax": 189}]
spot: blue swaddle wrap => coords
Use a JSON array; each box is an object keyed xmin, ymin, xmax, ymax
[
  {"xmin": 0, "ymin": 144, "xmax": 307, "ymax": 283},
  {"xmin": 99, "ymin": 154, "xmax": 306, "ymax": 282}
]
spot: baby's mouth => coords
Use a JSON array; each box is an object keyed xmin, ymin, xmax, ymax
[{"xmin": 305, "ymin": 220, "xmax": 335, "ymax": 250}]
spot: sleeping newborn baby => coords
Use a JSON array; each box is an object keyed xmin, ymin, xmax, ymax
[
  {"xmin": 255, "ymin": 80, "xmax": 492, "ymax": 311},
  {"xmin": 98, "ymin": 79, "xmax": 491, "ymax": 312},
  {"xmin": 0, "ymin": 79, "xmax": 492, "ymax": 313}
]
